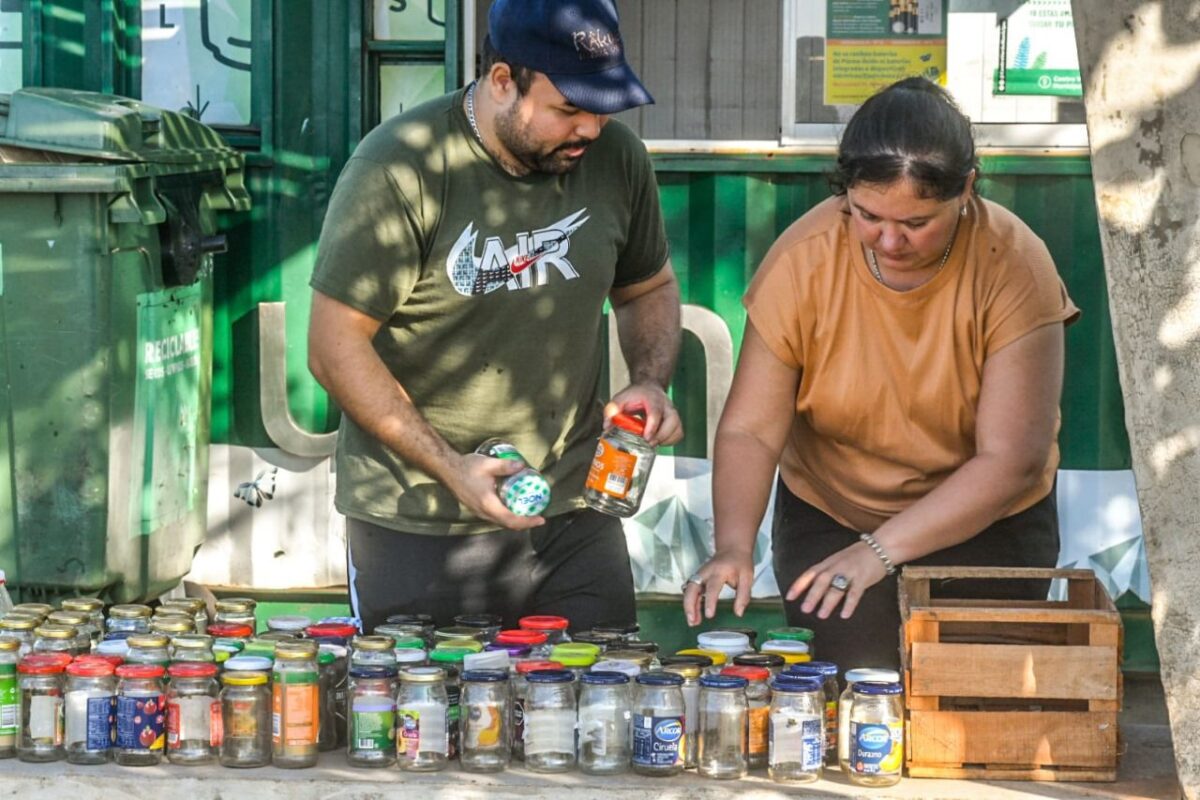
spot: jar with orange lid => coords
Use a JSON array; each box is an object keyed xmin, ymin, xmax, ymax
[{"xmin": 583, "ymin": 412, "xmax": 656, "ymax": 517}]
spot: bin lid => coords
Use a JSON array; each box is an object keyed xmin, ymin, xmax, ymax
[{"xmin": 0, "ymin": 87, "xmax": 239, "ymax": 165}]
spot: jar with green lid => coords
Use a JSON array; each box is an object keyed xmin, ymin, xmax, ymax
[
  {"xmin": 347, "ymin": 665, "xmax": 397, "ymax": 768},
  {"xmin": 583, "ymin": 412, "xmax": 656, "ymax": 517},
  {"xmin": 64, "ymin": 658, "xmax": 115, "ymax": 764},
  {"xmin": 697, "ymin": 674, "xmax": 748, "ymax": 780},
  {"xmin": 475, "ymin": 439, "xmax": 552, "ymax": 517},
  {"xmin": 549, "ymin": 643, "xmax": 597, "ymax": 684},
  {"xmin": 0, "ymin": 638, "xmax": 19, "ymax": 757},
  {"xmin": 843, "ymin": 681, "xmax": 903, "ymax": 786},
  {"xmin": 241, "ymin": 637, "xmax": 279, "ymax": 661},
  {"xmin": 272, "ymin": 641, "xmax": 320, "ymax": 768},
  {"xmin": 766, "ymin": 627, "xmax": 814, "ymax": 644},
  {"xmin": 768, "ymin": 674, "xmax": 824, "ymax": 783},
  {"xmin": 161, "ymin": 598, "xmax": 209, "ymax": 635},
  {"xmin": 837, "ymin": 668, "xmax": 899, "ymax": 767},
  {"xmin": 459, "ymin": 669, "xmax": 510, "ymax": 772},
  {"xmin": 166, "ymin": 662, "xmax": 220, "ymax": 765},
  {"xmin": 523, "ymin": 669, "xmax": 577, "ymax": 773},
  {"xmin": 212, "ymin": 638, "xmax": 245, "ymax": 664},
  {"xmin": 171, "ymin": 634, "xmax": 215, "ymax": 663},
  {"xmin": 106, "ymin": 604, "xmax": 152, "ymax": 635},
  {"xmin": 17, "ymin": 655, "xmax": 66, "ymax": 762},
  {"xmin": 428, "ymin": 651, "xmax": 463, "ymax": 759},
  {"xmin": 661, "ymin": 661, "xmax": 702, "ymax": 769},
  {"xmin": 114, "ymin": 663, "xmax": 166, "ymax": 765},
  {"xmin": 214, "ymin": 598, "xmax": 257, "ymax": 630},
  {"xmin": 125, "ymin": 634, "xmax": 171, "ymax": 667},
  {"xmin": 49, "ymin": 610, "xmax": 99, "ymax": 651},
  {"xmin": 219, "ymin": 670, "xmax": 271, "ymax": 767},
  {"xmin": 396, "ymin": 666, "xmax": 450, "ymax": 771},
  {"xmin": 33, "ymin": 624, "xmax": 85, "ymax": 657},
  {"xmin": 351, "ymin": 634, "xmax": 397, "ymax": 668},
  {"xmin": 631, "ymin": 671, "xmax": 685, "ymax": 776},
  {"xmin": 385, "ymin": 614, "xmax": 435, "ymax": 647},
  {"xmin": 0, "ymin": 617, "xmax": 36, "ymax": 657}
]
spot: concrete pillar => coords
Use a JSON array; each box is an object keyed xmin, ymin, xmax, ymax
[{"xmin": 1071, "ymin": 3, "xmax": 1200, "ymax": 798}]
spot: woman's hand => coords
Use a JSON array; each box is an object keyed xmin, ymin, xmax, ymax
[
  {"xmin": 785, "ymin": 541, "xmax": 888, "ymax": 620},
  {"xmin": 682, "ymin": 548, "xmax": 755, "ymax": 626}
]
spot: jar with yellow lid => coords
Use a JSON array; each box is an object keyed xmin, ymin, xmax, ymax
[
  {"xmin": 33, "ymin": 624, "xmax": 85, "ymax": 657},
  {"xmin": 171, "ymin": 634, "xmax": 215, "ymax": 663},
  {"xmin": 59, "ymin": 598, "xmax": 104, "ymax": 645},
  {"xmin": 603, "ymin": 649, "xmax": 656, "ymax": 672},
  {"xmin": 161, "ymin": 598, "xmax": 209, "ymax": 635},
  {"xmin": 350, "ymin": 634, "xmax": 397, "ymax": 668},
  {"xmin": 675, "ymin": 648, "xmax": 727, "ymax": 674},
  {"xmin": 220, "ymin": 670, "xmax": 271, "ymax": 767},
  {"xmin": 435, "ymin": 636, "xmax": 484, "ymax": 653},
  {"xmin": 47, "ymin": 611, "xmax": 95, "ymax": 652},
  {"xmin": 662, "ymin": 661, "xmax": 702, "ymax": 769},
  {"xmin": 106, "ymin": 605, "xmax": 152, "ymax": 636},
  {"xmin": 272, "ymin": 641, "xmax": 319, "ymax": 768},
  {"xmin": 12, "ymin": 603, "xmax": 53, "ymax": 619},
  {"xmin": 0, "ymin": 617, "xmax": 37, "ymax": 657},
  {"xmin": 214, "ymin": 598, "xmax": 257, "ymax": 630},
  {"xmin": 151, "ymin": 616, "xmax": 195, "ymax": 637},
  {"xmin": 397, "ymin": 666, "xmax": 450, "ymax": 771},
  {"xmin": 125, "ymin": 634, "xmax": 171, "ymax": 667}
]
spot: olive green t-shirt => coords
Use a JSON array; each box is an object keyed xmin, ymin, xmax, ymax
[{"xmin": 310, "ymin": 88, "xmax": 670, "ymax": 535}]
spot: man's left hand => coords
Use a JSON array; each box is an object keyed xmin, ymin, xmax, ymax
[{"xmin": 605, "ymin": 383, "xmax": 683, "ymax": 446}]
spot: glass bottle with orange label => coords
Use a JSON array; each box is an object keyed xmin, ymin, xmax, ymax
[
  {"xmin": 722, "ymin": 665, "xmax": 770, "ymax": 769},
  {"xmin": 583, "ymin": 412, "xmax": 656, "ymax": 517},
  {"xmin": 272, "ymin": 641, "xmax": 319, "ymax": 768}
]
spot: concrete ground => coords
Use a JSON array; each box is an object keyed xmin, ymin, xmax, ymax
[{"xmin": 0, "ymin": 675, "xmax": 1180, "ymax": 800}]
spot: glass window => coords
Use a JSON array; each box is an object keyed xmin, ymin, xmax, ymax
[
  {"xmin": 379, "ymin": 62, "xmax": 446, "ymax": 119},
  {"xmin": 139, "ymin": 0, "xmax": 253, "ymax": 127},
  {"xmin": 0, "ymin": 0, "xmax": 22, "ymax": 94},
  {"xmin": 374, "ymin": 0, "xmax": 447, "ymax": 42}
]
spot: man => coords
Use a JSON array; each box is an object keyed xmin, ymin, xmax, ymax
[{"xmin": 308, "ymin": 0, "xmax": 682, "ymax": 635}]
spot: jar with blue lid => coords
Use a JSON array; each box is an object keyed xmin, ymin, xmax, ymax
[
  {"xmin": 837, "ymin": 668, "xmax": 899, "ymax": 767},
  {"xmin": 843, "ymin": 681, "xmax": 903, "ymax": 787},
  {"xmin": 523, "ymin": 669, "xmax": 576, "ymax": 773},
  {"xmin": 460, "ymin": 669, "xmax": 510, "ymax": 772},
  {"xmin": 347, "ymin": 665, "xmax": 397, "ymax": 768},
  {"xmin": 631, "ymin": 671, "xmax": 685, "ymax": 777},
  {"xmin": 785, "ymin": 660, "xmax": 839, "ymax": 763},
  {"xmin": 577, "ymin": 670, "xmax": 631, "ymax": 775},
  {"xmin": 768, "ymin": 674, "xmax": 824, "ymax": 783},
  {"xmin": 697, "ymin": 673, "xmax": 747, "ymax": 780}
]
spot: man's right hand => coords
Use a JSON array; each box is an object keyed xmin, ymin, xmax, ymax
[{"xmin": 447, "ymin": 453, "xmax": 547, "ymax": 531}]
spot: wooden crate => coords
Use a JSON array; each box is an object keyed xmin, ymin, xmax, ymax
[{"xmin": 900, "ymin": 567, "xmax": 1123, "ymax": 782}]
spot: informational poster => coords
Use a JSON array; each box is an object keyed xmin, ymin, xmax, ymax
[
  {"xmin": 994, "ymin": 0, "xmax": 1082, "ymax": 97},
  {"xmin": 140, "ymin": 0, "xmax": 252, "ymax": 125},
  {"xmin": 824, "ymin": 0, "xmax": 948, "ymax": 105},
  {"xmin": 373, "ymin": 0, "xmax": 446, "ymax": 42},
  {"xmin": 0, "ymin": 0, "xmax": 21, "ymax": 95}
]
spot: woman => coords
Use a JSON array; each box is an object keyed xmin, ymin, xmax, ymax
[{"xmin": 681, "ymin": 77, "xmax": 1080, "ymax": 670}]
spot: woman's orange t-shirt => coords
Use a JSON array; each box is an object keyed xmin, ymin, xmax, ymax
[{"xmin": 744, "ymin": 195, "xmax": 1080, "ymax": 532}]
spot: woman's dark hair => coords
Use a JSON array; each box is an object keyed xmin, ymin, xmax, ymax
[
  {"xmin": 828, "ymin": 77, "xmax": 980, "ymax": 201},
  {"xmin": 479, "ymin": 36, "xmax": 535, "ymax": 96}
]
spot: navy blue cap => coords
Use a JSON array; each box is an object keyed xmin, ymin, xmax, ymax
[
  {"xmin": 488, "ymin": 0, "xmax": 654, "ymax": 114},
  {"xmin": 788, "ymin": 660, "xmax": 839, "ymax": 677},
  {"xmin": 349, "ymin": 665, "xmax": 398, "ymax": 680},
  {"xmin": 771, "ymin": 675, "xmax": 822, "ymax": 693},
  {"xmin": 461, "ymin": 669, "xmax": 510, "ymax": 683},
  {"xmin": 635, "ymin": 671, "xmax": 684, "ymax": 687},
  {"xmin": 785, "ymin": 665, "xmax": 828, "ymax": 681},
  {"xmin": 526, "ymin": 668, "xmax": 575, "ymax": 684},
  {"xmin": 854, "ymin": 681, "xmax": 903, "ymax": 696},
  {"xmin": 700, "ymin": 674, "xmax": 747, "ymax": 690},
  {"xmin": 581, "ymin": 670, "xmax": 630, "ymax": 685}
]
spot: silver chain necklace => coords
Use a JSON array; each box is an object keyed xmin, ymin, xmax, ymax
[
  {"xmin": 867, "ymin": 215, "xmax": 961, "ymax": 288},
  {"xmin": 465, "ymin": 81, "xmax": 484, "ymax": 144}
]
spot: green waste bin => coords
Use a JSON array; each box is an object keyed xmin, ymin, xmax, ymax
[{"xmin": 0, "ymin": 88, "xmax": 250, "ymax": 603}]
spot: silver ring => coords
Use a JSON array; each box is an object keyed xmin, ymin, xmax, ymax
[
  {"xmin": 830, "ymin": 573, "xmax": 851, "ymax": 592},
  {"xmin": 681, "ymin": 575, "xmax": 705, "ymax": 593}
]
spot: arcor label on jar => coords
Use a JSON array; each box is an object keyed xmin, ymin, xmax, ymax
[
  {"xmin": 524, "ymin": 709, "xmax": 575, "ymax": 755},
  {"xmin": 585, "ymin": 440, "xmax": 637, "ymax": 499},
  {"xmin": 632, "ymin": 714, "xmax": 683, "ymax": 767},
  {"xmin": 851, "ymin": 721, "xmax": 903, "ymax": 775}
]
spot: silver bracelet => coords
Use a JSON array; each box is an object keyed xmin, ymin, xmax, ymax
[{"xmin": 860, "ymin": 532, "xmax": 897, "ymax": 575}]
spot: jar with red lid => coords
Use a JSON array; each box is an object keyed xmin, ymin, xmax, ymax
[
  {"xmin": 583, "ymin": 412, "xmax": 657, "ymax": 517},
  {"xmin": 64, "ymin": 659, "xmax": 116, "ymax": 764},
  {"xmin": 114, "ymin": 663, "xmax": 166, "ymax": 766},
  {"xmin": 517, "ymin": 616, "xmax": 570, "ymax": 650},
  {"xmin": 494, "ymin": 628, "xmax": 549, "ymax": 651},
  {"xmin": 304, "ymin": 622, "xmax": 357, "ymax": 648},
  {"xmin": 721, "ymin": 665, "xmax": 771, "ymax": 768},
  {"xmin": 206, "ymin": 622, "xmax": 254, "ymax": 641},
  {"xmin": 166, "ymin": 662, "xmax": 221, "ymax": 765},
  {"xmin": 17, "ymin": 654, "xmax": 66, "ymax": 762},
  {"xmin": 510, "ymin": 660, "xmax": 563, "ymax": 762}
]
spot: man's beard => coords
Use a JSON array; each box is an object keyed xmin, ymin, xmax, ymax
[{"xmin": 494, "ymin": 103, "xmax": 594, "ymax": 175}]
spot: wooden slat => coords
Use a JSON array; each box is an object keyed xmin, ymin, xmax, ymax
[
  {"xmin": 909, "ymin": 643, "xmax": 1118, "ymax": 700},
  {"xmin": 707, "ymin": 0, "xmax": 743, "ymax": 138},
  {"xmin": 673, "ymin": 0, "xmax": 710, "ymax": 137},
  {"xmin": 908, "ymin": 710, "xmax": 1118, "ymax": 769},
  {"xmin": 936, "ymin": 621, "xmax": 1069, "ymax": 646},
  {"xmin": 928, "ymin": 598, "xmax": 1069, "ymax": 609},
  {"xmin": 908, "ymin": 607, "xmax": 1118, "ymax": 625},
  {"xmin": 907, "ymin": 765, "xmax": 1117, "ymax": 782},
  {"xmin": 901, "ymin": 566, "xmax": 1096, "ymax": 582}
]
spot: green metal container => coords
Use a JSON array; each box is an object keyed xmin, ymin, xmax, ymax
[{"xmin": 0, "ymin": 87, "xmax": 249, "ymax": 603}]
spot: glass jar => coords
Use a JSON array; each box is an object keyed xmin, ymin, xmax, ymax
[
  {"xmin": 385, "ymin": 614, "xmax": 435, "ymax": 648},
  {"xmin": 460, "ymin": 669, "xmax": 510, "ymax": 772},
  {"xmin": 592, "ymin": 620, "xmax": 640, "ymax": 643},
  {"xmin": 48, "ymin": 611, "xmax": 97, "ymax": 652},
  {"xmin": 583, "ymin": 412, "xmax": 656, "ymax": 516},
  {"xmin": 734, "ymin": 652, "xmax": 786, "ymax": 677},
  {"xmin": 272, "ymin": 642, "xmax": 320, "ymax": 768},
  {"xmin": 160, "ymin": 598, "xmax": 209, "ymax": 635},
  {"xmin": 60, "ymin": 598, "xmax": 105, "ymax": 647},
  {"xmin": 661, "ymin": 661, "xmax": 702, "ymax": 769},
  {"xmin": 495, "ymin": 629, "xmax": 549, "ymax": 659},
  {"xmin": 571, "ymin": 630, "xmax": 621, "ymax": 652},
  {"xmin": 518, "ymin": 615, "xmax": 570, "ymax": 649},
  {"xmin": 171, "ymin": 634, "xmax": 216, "ymax": 663},
  {"xmin": 675, "ymin": 648, "xmax": 726, "ymax": 675},
  {"xmin": 591, "ymin": 659, "xmax": 641, "ymax": 679},
  {"xmin": 33, "ymin": 624, "xmax": 84, "ymax": 657},
  {"xmin": 721, "ymin": 665, "xmax": 770, "ymax": 769},
  {"xmin": 114, "ymin": 664, "xmax": 166, "ymax": 766},
  {"xmin": 433, "ymin": 626, "xmax": 486, "ymax": 645},
  {"xmin": 696, "ymin": 631, "xmax": 751, "ymax": 661},
  {"xmin": 523, "ymin": 668, "xmax": 576, "ymax": 773},
  {"xmin": 394, "ymin": 648, "xmax": 427, "ymax": 669},
  {"xmin": 463, "ymin": 648, "xmax": 511, "ymax": 673},
  {"xmin": 316, "ymin": 647, "xmax": 340, "ymax": 752},
  {"xmin": 0, "ymin": 618, "xmax": 37, "ymax": 657},
  {"xmin": 206, "ymin": 622, "xmax": 254, "ymax": 642},
  {"xmin": 17, "ymin": 655, "xmax": 65, "ymax": 762},
  {"xmin": 549, "ymin": 645, "xmax": 597, "ymax": 684},
  {"xmin": 219, "ymin": 671, "xmax": 271, "ymax": 767},
  {"xmin": 150, "ymin": 616, "xmax": 194, "ymax": 638},
  {"xmin": 241, "ymin": 637, "xmax": 280, "ymax": 661},
  {"xmin": 304, "ymin": 622, "xmax": 357, "ymax": 648},
  {"xmin": 347, "ymin": 665, "xmax": 397, "ymax": 768},
  {"xmin": 125, "ymin": 634, "xmax": 171, "ymax": 668},
  {"xmin": 95, "ymin": 638, "xmax": 130, "ymax": 662},
  {"xmin": 0, "ymin": 638, "xmax": 20, "ymax": 758},
  {"xmin": 784, "ymin": 661, "xmax": 840, "ymax": 763},
  {"xmin": 765, "ymin": 626, "xmax": 815, "ymax": 648},
  {"xmin": 761, "ymin": 639, "xmax": 812, "ymax": 664},
  {"xmin": 64, "ymin": 660, "xmax": 116, "ymax": 764},
  {"xmin": 351, "ymin": 634, "xmax": 398, "ymax": 668},
  {"xmin": 510, "ymin": 660, "xmax": 562, "ymax": 762},
  {"xmin": 837, "ymin": 668, "xmax": 900, "ymax": 767},
  {"xmin": 631, "ymin": 671, "xmax": 686, "ymax": 777},
  {"xmin": 475, "ymin": 438, "xmax": 552, "ymax": 516},
  {"xmin": 577, "ymin": 670, "xmax": 631, "ymax": 775},
  {"xmin": 697, "ymin": 674, "xmax": 748, "ymax": 780},
  {"xmin": 12, "ymin": 603, "xmax": 53, "ymax": 619},
  {"xmin": 396, "ymin": 666, "xmax": 450, "ymax": 772},
  {"xmin": 164, "ymin": 663, "xmax": 220, "ymax": 765},
  {"xmin": 768, "ymin": 674, "xmax": 824, "ymax": 783},
  {"xmin": 843, "ymin": 681, "xmax": 904, "ymax": 787},
  {"xmin": 106, "ymin": 604, "xmax": 153, "ymax": 635},
  {"xmin": 602, "ymin": 649, "xmax": 656, "ymax": 674},
  {"xmin": 214, "ymin": 598, "xmax": 257, "ymax": 630},
  {"xmin": 266, "ymin": 615, "xmax": 311, "ymax": 636},
  {"xmin": 453, "ymin": 613, "xmax": 504, "ymax": 645}
]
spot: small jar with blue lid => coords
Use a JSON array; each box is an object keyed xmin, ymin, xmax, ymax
[
  {"xmin": 784, "ymin": 660, "xmax": 840, "ymax": 763},
  {"xmin": 631, "ymin": 671, "xmax": 686, "ymax": 777},
  {"xmin": 577, "ymin": 670, "xmax": 631, "ymax": 775},
  {"xmin": 523, "ymin": 669, "xmax": 576, "ymax": 772},
  {"xmin": 768, "ymin": 674, "xmax": 824, "ymax": 783},
  {"xmin": 460, "ymin": 669, "xmax": 511, "ymax": 772},
  {"xmin": 843, "ymin": 681, "xmax": 903, "ymax": 787},
  {"xmin": 697, "ymin": 673, "xmax": 748, "ymax": 780},
  {"xmin": 346, "ymin": 665, "xmax": 397, "ymax": 768}
]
